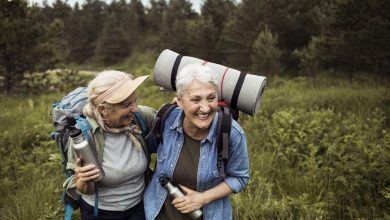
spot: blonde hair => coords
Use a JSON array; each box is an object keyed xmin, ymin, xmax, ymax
[{"xmin": 83, "ymin": 70, "xmax": 134, "ymax": 127}]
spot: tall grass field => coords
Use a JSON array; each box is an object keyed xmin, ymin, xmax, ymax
[{"xmin": 0, "ymin": 70, "xmax": 389, "ymax": 219}]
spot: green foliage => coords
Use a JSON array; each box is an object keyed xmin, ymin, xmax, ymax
[
  {"xmin": 311, "ymin": 0, "xmax": 390, "ymax": 75},
  {"xmin": 251, "ymin": 26, "xmax": 283, "ymax": 76},
  {"xmin": 0, "ymin": 93, "xmax": 64, "ymax": 219},
  {"xmin": 293, "ymin": 35, "xmax": 324, "ymax": 85},
  {"xmin": 3, "ymin": 0, "xmax": 389, "ymax": 91},
  {"xmin": 95, "ymin": 13, "xmax": 131, "ymax": 65},
  {"xmin": 1, "ymin": 71, "xmax": 389, "ymax": 219},
  {"xmin": 0, "ymin": 1, "xmax": 68, "ymax": 93},
  {"xmin": 233, "ymin": 77, "xmax": 390, "ymax": 219},
  {"xmin": 14, "ymin": 69, "xmax": 91, "ymax": 94}
]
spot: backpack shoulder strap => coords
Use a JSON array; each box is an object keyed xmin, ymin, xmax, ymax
[
  {"xmin": 145, "ymin": 103, "xmax": 178, "ymax": 143},
  {"xmin": 134, "ymin": 111, "xmax": 149, "ymax": 135},
  {"xmin": 216, "ymin": 106, "xmax": 232, "ymax": 178},
  {"xmin": 75, "ymin": 115, "xmax": 96, "ymax": 153},
  {"xmin": 133, "ymin": 110, "xmax": 152, "ymax": 162}
]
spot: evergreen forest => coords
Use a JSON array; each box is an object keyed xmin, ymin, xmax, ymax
[{"xmin": 0, "ymin": 0, "xmax": 389, "ymax": 219}]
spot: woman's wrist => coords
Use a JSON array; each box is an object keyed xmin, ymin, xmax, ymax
[
  {"xmin": 76, "ymin": 179, "xmax": 94, "ymax": 194},
  {"xmin": 200, "ymin": 192, "xmax": 211, "ymax": 206}
]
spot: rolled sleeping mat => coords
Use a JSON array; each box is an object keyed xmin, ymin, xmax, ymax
[{"xmin": 153, "ymin": 49, "xmax": 267, "ymax": 116}]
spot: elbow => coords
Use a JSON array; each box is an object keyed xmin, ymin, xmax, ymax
[{"xmin": 224, "ymin": 175, "xmax": 249, "ymax": 194}]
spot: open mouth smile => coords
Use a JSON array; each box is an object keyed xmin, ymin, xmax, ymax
[{"xmin": 196, "ymin": 113, "xmax": 210, "ymax": 121}]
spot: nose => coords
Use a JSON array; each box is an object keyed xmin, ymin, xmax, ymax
[
  {"xmin": 199, "ymin": 101, "xmax": 211, "ymax": 113},
  {"xmin": 129, "ymin": 103, "xmax": 138, "ymax": 112}
]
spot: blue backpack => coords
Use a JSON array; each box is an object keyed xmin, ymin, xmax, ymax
[{"xmin": 51, "ymin": 87, "xmax": 151, "ymax": 220}]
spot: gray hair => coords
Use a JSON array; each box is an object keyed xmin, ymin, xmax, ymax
[
  {"xmin": 176, "ymin": 63, "xmax": 218, "ymax": 97},
  {"xmin": 83, "ymin": 70, "xmax": 133, "ymax": 127}
]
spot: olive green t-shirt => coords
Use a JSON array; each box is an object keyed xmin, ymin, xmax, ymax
[{"xmin": 157, "ymin": 132, "xmax": 202, "ymax": 220}]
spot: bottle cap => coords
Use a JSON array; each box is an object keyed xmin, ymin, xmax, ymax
[
  {"xmin": 69, "ymin": 129, "xmax": 82, "ymax": 138},
  {"xmin": 159, "ymin": 176, "xmax": 169, "ymax": 186}
]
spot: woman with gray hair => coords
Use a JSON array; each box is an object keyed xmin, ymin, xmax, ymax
[
  {"xmin": 66, "ymin": 70, "xmax": 156, "ymax": 220},
  {"xmin": 144, "ymin": 63, "xmax": 250, "ymax": 220}
]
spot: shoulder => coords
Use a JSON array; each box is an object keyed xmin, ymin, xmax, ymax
[
  {"xmin": 137, "ymin": 105, "xmax": 157, "ymax": 126},
  {"xmin": 137, "ymin": 105, "xmax": 157, "ymax": 118},
  {"xmin": 231, "ymin": 119, "xmax": 245, "ymax": 135},
  {"xmin": 229, "ymin": 119, "xmax": 246, "ymax": 145},
  {"xmin": 165, "ymin": 106, "xmax": 182, "ymax": 125}
]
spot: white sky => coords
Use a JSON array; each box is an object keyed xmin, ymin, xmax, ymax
[{"xmin": 29, "ymin": 0, "xmax": 204, "ymax": 12}]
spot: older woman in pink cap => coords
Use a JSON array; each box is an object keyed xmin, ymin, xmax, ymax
[{"xmin": 65, "ymin": 70, "xmax": 156, "ymax": 220}]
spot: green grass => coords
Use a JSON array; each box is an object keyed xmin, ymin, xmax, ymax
[{"xmin": 0, "ymin": 71, "xmax": 389, "ymax": 219}]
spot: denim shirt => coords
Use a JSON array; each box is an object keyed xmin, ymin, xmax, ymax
[{"xmin": 144, "ymin": 107, "xmax": 249, "ymax": 220}]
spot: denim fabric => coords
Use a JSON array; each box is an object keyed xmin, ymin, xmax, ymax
[{"xmin": 144, "ymin": 107, "xmax": 249, "ymax": 220}]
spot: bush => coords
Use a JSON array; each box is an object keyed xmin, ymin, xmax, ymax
[{"xmin": 1, "ymin": 73, "xmax": 389, "ymax": 219}]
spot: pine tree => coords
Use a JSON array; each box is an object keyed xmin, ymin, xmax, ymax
[
  {"xmin": 66, "ymin": 3, "xmax": 85, "ymax": 63},
  {"xmin": 145, "ymin": 0, "xmax": 167, "ymax": 32},
  {"xmin": 199, "ymin": 0, "xmax": 235, "ymax": 62},
  {"xmin": 220, "ymin": 0, "xmax": 323, "ymax": 72},
  {"xmin": 317, "ymin": 0, "xmax": 390, "ymax": 80},
  {"xmin": 219, "ymin": 0, "xmax": 265, "ymax": 71},
  {"xmin": 186, "ymin": 17, "xmax": 218, "ymax": 61},
  {"xmin": 76, "ymin": 0, "xmax": 107, "ymax": 63},
  {"xmin": 251, "ymin": 27, "xmax": 282, "ymax": 76},
  {"xmin": 159, "ymin": 0, "xmax": 198, "ymax": 54},
  {"xmin": 0, "ymin": 0, "xmax": 67, "ymax": 93},
  {"xmin": 201, "ymin": 0, "xmax": 234, "ymax": 36},
  {"xmin": 95, "ymin": 13, "xmax": 130, "ymax": 65}
]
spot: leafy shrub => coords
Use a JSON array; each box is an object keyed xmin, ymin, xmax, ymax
[
  {"xmin": 236, "ymin": 79, "xmax": 390, "ymax": 219},
  {"xmin": 1, "ymin": 74, "xmax": 389, "ymax": 220},
  {"xmin": 15, "ymin": 69, "xmax": 92, "ymax": 94}
]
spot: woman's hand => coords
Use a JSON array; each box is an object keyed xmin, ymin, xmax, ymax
[
  {"xmin": 75, "ymin": 158, "xmax": 99, "ymax": 194},
  {"xmin": 172, "ymin": 182, "xmax": 233, "ymax": 214},
  {"xmin": 171, "ymin": 185, "xmax": 206, "ymax": 213}
]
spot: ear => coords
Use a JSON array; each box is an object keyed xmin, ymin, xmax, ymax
[
  {"xmin": 98, "ymin": 105, "xmax": 107, "ymax": 117},
  {"xmin": 176, "ymin": 95, "xmax": 183, "ymax": 108}
]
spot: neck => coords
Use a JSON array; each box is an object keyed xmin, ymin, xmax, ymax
[{"xmin": 182, "ymin": 123, "xmax": 208, "ymax": 141}]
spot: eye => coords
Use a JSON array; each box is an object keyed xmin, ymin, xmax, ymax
[
  {"xmin": 122, "ymin": 102, "xmax": 132, "ymax": 108},
  {"xmin": 207, "ymin": 96, "xmax": 216, "ymax": 101},
  {"xmin": 191, "ymin": 98, "xmax": 200, "ymax": 103},
  {"xmin": 122, "ymin": 98, "xmax": 137, "ymax": 108}
]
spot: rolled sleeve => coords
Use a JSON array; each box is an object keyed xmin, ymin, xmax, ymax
[{"xmin": 224, "ymin": 175, "xmax": 249, "ymax": 193}]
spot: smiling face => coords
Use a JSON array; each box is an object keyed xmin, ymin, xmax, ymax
[
  {"xmin": 101, "ymin": 92, "xmax": 138, "ymax": 128},
  {"xmin": 177, "ymin": 79, "xmax": 218, "ymax": 139}
]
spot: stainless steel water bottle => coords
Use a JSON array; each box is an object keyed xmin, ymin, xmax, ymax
[
  {"xmin": 159, "ymin": 177, "xmax": 203, "ymax": 219},
  {"xmin": 70, "ymin": 129, "xmax": 105, "ymax": 182}
]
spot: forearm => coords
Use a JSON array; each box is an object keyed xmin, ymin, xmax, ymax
[
  {"xmin": 173, "ymin": 182, "xmax": 233, "ymax": 213},
  {"xmin": 201, "ymin": 182, "xmax": 232, "ymax": 205}
]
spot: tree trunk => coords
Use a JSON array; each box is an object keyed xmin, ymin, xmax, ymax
[
  {"xmin": 4, "ymin": 63, "xmax": 14, "ymax": 94},
  {"xmin": 4, "ymin": 72, "xmax": 13, "ymax": 94}
]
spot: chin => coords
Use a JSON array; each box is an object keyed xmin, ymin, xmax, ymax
[{"xmin": 195, "ymin": 120, "xmax": 212, "ymax": 130}]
